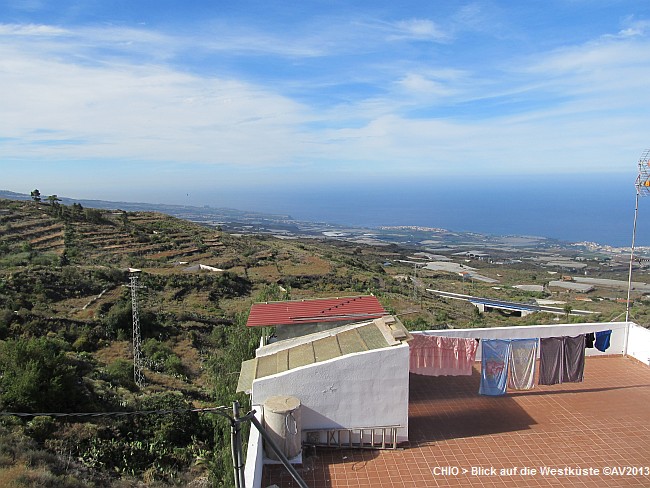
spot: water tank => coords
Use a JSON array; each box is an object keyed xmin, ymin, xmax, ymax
[{"xmin": 263, "ymin": 395, "xmax": 302, "ymax": 460}]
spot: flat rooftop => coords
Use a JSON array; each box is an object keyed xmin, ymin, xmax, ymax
[{"xmin": 263, "ymin": 355, "xmax": 650, "ymax": 487}]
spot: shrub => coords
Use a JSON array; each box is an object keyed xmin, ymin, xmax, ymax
[
  {"xmin": 0, "ymin": 337, "xmax": 85, "ymax": 412},
  {"xmin": 25, "ymin": 416, "xmax": 57, "ymax": 444},
  {"xmin": 102, "ymin": 301, "xmax": 131, "ymax": 337},
  {"xmin": 105, "ymin": 359, "xmax": 137, "ymax": 391},
  {"xmin": 163, "ymin": 354, "xmax": 185, "ymax": 377}
]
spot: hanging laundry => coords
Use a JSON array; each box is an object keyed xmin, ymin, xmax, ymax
[
  {"xmin": 409, "ymin": 335, "xmax": 478, "ymax": 376},
  {"xmin": 508, "ymin": 339, "xmax": 539, "ymax": 390},
  {"xmin": 479, "ymin": 339, "xmax": 511, "ymax": 396},
  {"xmin": 563, "ymin": 335, "xmax": 586, "ymax": 383},
  {"xmin": 539, "ymin": 335, "xmax": 586, "ymax": 385},
  {"xmin": 595, "ymin": 330, "xmax": 612, "ymax": 352},
  {"xmin": 585, "ymin": 333, "xmax": 595, "ymax": 348},
  {"xmin": 539, "ymin": 337, "xmax": 564, "ymax": 385}
]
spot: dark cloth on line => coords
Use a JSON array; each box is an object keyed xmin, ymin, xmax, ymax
[
  {"xmin": 539, "ymin": 335, "xmax": 586, "ymax": 385},
  {"xmin": 595, "ymin": 330, "xmax": 612, "ymax": 352},
  {"xmin": 539, "ymin": 337, "xmax": 564, "ymax": 385},
  {"xmin": 585, "ymin": 333, "xmax": 595, "ymax": 348},
  {"xmin": 563, "ymin": 335, "xmax": 586, "ymax": 383}
]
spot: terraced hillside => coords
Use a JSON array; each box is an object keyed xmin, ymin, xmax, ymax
[
  {"xmin": 0, "ymin": 201, "xmax": 229, "ymax": 267},
  {"xmin": 0, "ymin": 207, "xmax": 66, "ymax": 256}
]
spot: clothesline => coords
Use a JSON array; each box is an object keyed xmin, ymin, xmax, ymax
[
  {"xmin": 409, "ymin": 331, "xmax": 612, "ymax": 396},
  {"xmin": 413, "ymin": 322, "xmax": 626, "ymax": 340}
]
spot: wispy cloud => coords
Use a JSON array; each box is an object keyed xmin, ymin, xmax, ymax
[
  {"xmin": 0, "ymin": 23, "xmax": 69, "ymax": 36},
  {"xmin": 389, "ymin": 19, "xmax": 451, "ymax": 41},
  {"xmin": 0, "ymin": 30, "xmax": 311, "ymax": 166},
  {"xmin": 613, "ymin": 16, "xmax": 650, "ymax": 38}
]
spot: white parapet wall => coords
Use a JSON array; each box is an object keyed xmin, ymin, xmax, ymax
[
  {"xmin": 244, "ymin": 407, "xmax": 264, "ymax": 488},
  {"xmin": 251, "ymin": 343, "xmax": 410, "ymax": 443},
  {"xmin": 627, "ymin": 323, "xmax": 650, "ymax": 366}
]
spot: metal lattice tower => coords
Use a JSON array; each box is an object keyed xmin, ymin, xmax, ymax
[
  {"xmin": 636, "ymin": 149, "xmax": 650, "ymax": 196},
  {"xmin": 129, "ymin": 269, "xmax": 145, "ymax": 387},
  {"xmin": 626, "ymin": 149, "xmax": 650, "ymax": 322}
]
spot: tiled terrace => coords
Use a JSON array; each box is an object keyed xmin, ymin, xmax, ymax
[{"xmin": 263, "ymin": 356, "xmax": 650, "ymax": 487}]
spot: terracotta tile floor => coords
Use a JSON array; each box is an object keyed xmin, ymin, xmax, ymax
[{"xmin": 263, "ymin": 356, "xmax": 650, "ymax": 487}]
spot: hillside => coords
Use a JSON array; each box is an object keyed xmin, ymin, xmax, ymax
[{"xmin": 0, "ymin": 197, "xmax": 648, "ymax": 487}]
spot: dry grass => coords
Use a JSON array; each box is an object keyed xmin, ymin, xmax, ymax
[
  {"xmin": 246, "ymin": 264, "xmax": 281, "ymax": 282},
  {"xmin": 0, "ymin": 464, "xmax": 26, "ymax": 487},
  {"xmin": 172, "ymin": 338, "xmax": 204, "ymax": 380},
  {"xmin": 143, "ymin": 370, "xmax": 191, "ymax": 392},
  {"xmin": 280, "ymin": 255, "xmax": 332, "ymax": 276},
  {"xmin": 94, "ymin": 341, "xmax": 132, "ymax": 366}
]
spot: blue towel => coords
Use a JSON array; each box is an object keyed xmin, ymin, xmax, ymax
[
  {"xmin": 479, "ymin": 339, "xmax": 511, "ymax": 396},
  {"xmin": 595, "ymin": 330, "xmax": 612, "ymax": 352}
]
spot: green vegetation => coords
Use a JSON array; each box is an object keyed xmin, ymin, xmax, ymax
[
  {"xmin": 0, "ymin": 337, "xmax": 86, "ymax": 412},
  {"xmin": 0, "ymin": 197, "xmax": 647, "ymax": 486}
]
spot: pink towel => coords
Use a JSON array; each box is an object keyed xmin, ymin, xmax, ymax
[{"xmin": 409, "ymin": 335, "xmax": 478, "ymax": 376}]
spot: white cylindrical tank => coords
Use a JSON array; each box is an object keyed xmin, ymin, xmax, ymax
[{"xmin": 263, "ymin": 395, "xmax": 302, "ymax": 460}]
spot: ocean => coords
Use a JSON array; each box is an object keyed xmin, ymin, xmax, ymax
[{"xmin": 197, "ymin": 173, "xmax": 649, "ymax": 247}]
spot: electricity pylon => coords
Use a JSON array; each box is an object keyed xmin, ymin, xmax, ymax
[{"xmin": 128, "ymin": 269, "xmax": 145, "ymax": 387}]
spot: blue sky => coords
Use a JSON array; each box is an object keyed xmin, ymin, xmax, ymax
[{"xmin": 1, "ymin": 1, "xmax": 650, "ymax": 208}]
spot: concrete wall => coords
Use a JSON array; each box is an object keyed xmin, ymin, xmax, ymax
[
  {"xmin": 627, "ymin": 323, "xmax": 650, "ymax": 366},
  {"xmin": 251, "ymin": 344, "xmax": 410, "ymax": 442}
]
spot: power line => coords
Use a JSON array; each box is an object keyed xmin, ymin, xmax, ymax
[
  {"xmin": 0, "ymin": 406, "xmax": 229, "ymax": 419},
  {"xmin": 1, "ymin": 402, "xmax": 310, "ymax": 488}
]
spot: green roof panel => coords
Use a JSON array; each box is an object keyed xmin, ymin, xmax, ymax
[{"xmin": 313, "ymin": 336, "xmax": 342, "ymax": 362}]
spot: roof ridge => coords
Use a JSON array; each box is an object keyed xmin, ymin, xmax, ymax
[{"xmin": 319, "ymin": 296, "xmax": 360, "ymax": 313}]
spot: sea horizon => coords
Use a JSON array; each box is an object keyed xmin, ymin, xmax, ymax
[
  {"xmin": 4, "ymin": 172, "xmax": 648, "ymax": 248},
  {"xmin": 193, "ymin": 173, "xmax": 649, "ymax": 248}
]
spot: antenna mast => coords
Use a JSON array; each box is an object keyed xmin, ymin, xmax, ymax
[
  {"xmin": 625, "ymin": 149, "xmax": 650, "ymax": 323},
  {"xmin": 129, "ymin": 269, "xmax": 145, "ymax": 387}
]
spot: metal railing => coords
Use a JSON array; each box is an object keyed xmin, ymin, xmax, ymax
[{"xmin": 303, "ymin": 425, "xmax": 400, "ymax": 450}]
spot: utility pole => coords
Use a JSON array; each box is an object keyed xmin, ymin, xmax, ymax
[
  {"xmin": 412, "ymin": 261, "xmax": 418, "ymax": 300},
  {"xmin": 128, "ymin": 268, "xmax": 145, "ymax": 387}
]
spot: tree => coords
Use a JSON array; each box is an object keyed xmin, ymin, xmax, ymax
[
  {"xmin": 84, "ymin": 208, "xmax": 104, "ymax": 224},
  {"xmin": 46, "ymin": 194, "xmax": 61, "ymax": 206},
  {"xmin": 70, "ymin": 202, "xmax": 83, "ymax": 220},
  {"xmin": 30, "ymin": 189, "xmax": 41, "ymax": 202}
]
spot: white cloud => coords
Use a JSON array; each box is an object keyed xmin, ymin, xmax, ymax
[
  {"xmin": 0, "ymin": 23, "xmax": 69, "ymax": 36},
  {"xmin": 0, "ymin": 34, "xmax": 311, "ymax": 166},
  {"xmin": 395, "ymin": 69, "xmax": 469, "ymax": 99},
  {"xmin": 392, "ymin": 19, "xmax": 449, "ymax": 41},
  {"xmin": 615, "ymin": 17, "xmax": 650, "ymax": 38},
  {"xmin": 1, "ymin": 15, "xmax": 649, "ymax": 184}
]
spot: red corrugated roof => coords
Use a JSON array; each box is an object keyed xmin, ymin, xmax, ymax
[{"xmin": 246, "ymin": 295, "xmax": 387, "ymax": 327}]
